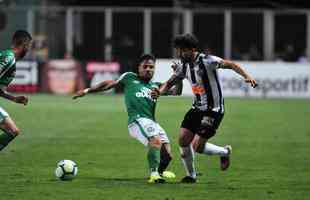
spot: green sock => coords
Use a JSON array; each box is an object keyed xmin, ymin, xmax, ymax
[
  {"xmin": 147, "ymin": 147, "xmax": 160, "ymax": 173},
  {"xmin": 0, "ymin": 131, "xmax": 16, "ymax": 151}
]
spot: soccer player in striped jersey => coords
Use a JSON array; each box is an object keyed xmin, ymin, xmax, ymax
[
  {"xmin": 73, "ymin": 54, "xmax": 181, "ymax": 183},
  {"xmin": 0, "ymin": 30, "xmax": 32, "ymax": 152},
  {"xmin": 157, "ymin": 33, "xmax": 257, "ymax": 183}
]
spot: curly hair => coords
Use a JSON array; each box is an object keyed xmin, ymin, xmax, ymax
[
  {"xmin": 132, "ymin": 54, "xmax": 156, "ymax": 73},
  {"xmin": 173, "ymin": 33, "xmax": 199, "ymax": 49},
  {"xmin": 12, "ymin": 30, "xmax": 32, "ymax": 47}
]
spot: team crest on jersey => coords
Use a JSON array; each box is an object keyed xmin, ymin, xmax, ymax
[
  {"xmin": 146, "ymin": 126, "xmax": 155, "ymax": 133},
  {"xmin": 4, "ymin": 57, "xmax": 11, "ymax": 63}
]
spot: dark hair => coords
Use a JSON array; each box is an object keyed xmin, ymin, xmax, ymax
[
  {"xmin": 132, "ymin": 54, "xmax": 156, "ymax": 73},
  {"xmin": 173, "ymin": 33, "xmax": 199, "ymax": 49},
  {"xmin": 12, "ymin": 30, "xmax": 32, "ymax": 46}
]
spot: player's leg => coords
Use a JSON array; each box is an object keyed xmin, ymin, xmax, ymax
[
  {"xmin": 179, "ymin": 108, "xmax": 200, "ymax": 183},
  {"xmin": 158, "ymin": 143, "xmax": 176, "ymax": 178},
  {"xmin": 147, "ymin": 135, "xmax": 162, "ymax": 175},
  {"xmin": 193, "ymin": 111, "xmax": 232, "ymax": 170},
  {"xmin": 157, "ymin": 123, "xmax": 175, "ymax": 178},
  {"xmin": 128, "ymin": 118, "xmax": 164, "ymax": 183},
  {"xmin": 155, "ymin": 123, "xmax": 174, "ymax": 178},
  {"xmin": 0, "ymin": 108, "xmax": 20, "ymax": 152}
]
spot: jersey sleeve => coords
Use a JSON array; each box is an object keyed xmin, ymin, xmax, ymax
[
  {"xmin": 174, "ymin": 63, "xmax": 186, "ymax": 79},
  {"xmin": 0, "ymin": 54, "xmax": 15, "ymax": 72},
  {"xmin": 207, "ymin": 55, "xmax": 224, "ymax": 70},
  {"xmin": 116, "ymin": 72, "xmax": 136, "ymax": 85},
  {"xmin": 153, "ymin": 82, "xmax": 162, "ymax": 89}
]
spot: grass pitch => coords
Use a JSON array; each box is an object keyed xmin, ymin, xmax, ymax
[{"xmin": 0, "ymin": 95, "xmax": 309, "ymax": 200}]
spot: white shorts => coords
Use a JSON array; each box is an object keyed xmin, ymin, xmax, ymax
[
  {"xmin": 128, "ymin": 117, "xmax": 170, "ymax": 146},
  {"xmin": 0, "ymin": 107, "xmax": 9, "ymax": 123}
]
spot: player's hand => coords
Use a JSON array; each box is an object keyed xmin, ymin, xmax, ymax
[
  {"xmin": 171, "ymin": 61, "xmax": 179, "ymax": 72},
  {"xmin": 14, "ymin": 96, "xmax": 28, "ymax": 105},
  {"xmin": 245, "ymin": 77, "xmax": 258, "ymax": 88},
  {"xmin": 72, "ymin": 89, "xmax": 88, "ymax": 100},
  {"xmin": 151, "ymin": 88, "xmax": 160, "ymax": 99}
]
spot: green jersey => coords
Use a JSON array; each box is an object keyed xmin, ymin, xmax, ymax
[
  {"xmin": 117, "ymin": 72, "xmax": 160, "ymax": 124},
  {"xmin": 0, "ymin": 49, "xmax": 16, "ymax": 88}
]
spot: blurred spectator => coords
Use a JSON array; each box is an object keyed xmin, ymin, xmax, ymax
[
  {"xmin": 113, "ymin": 34, "xmax": 136, "ymax": 73},
  {"xmin": 297, "ymin": 51, "xmax": 309, "ymax": 63},
  {"xmin": 281, "ymin": 44, "xmax": 298, "ymax": 62},
  {"xmin": 246, "ymin": 44, "xmax": 262, "ymax": 60},
  {"xmin": 25, "ymin": 34, "xmax": 49, "ymax": 62},
  {"xmin": 231, "ymin": 46, "xmax": 242, "ymax": 60}
]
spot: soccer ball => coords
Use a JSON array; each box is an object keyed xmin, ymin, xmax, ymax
[{"xmin": 55, "ymin": 160, "xmax": 78, "ymax": 181}]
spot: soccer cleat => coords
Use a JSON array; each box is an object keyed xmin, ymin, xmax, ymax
[
  {"xmin": 180, "ymin": 176, "xmax": 196, "ymax": 183},
  {"xmin": 148, "ymin": 174, "xmax": 166, "ymax": 183},
  {"xmin": 161, "ymin": 171, "xmax": 176, "ymax": 179},
  {"xmin": 220, "ymin": 145, "xmax": 232, "ymax": 171}
]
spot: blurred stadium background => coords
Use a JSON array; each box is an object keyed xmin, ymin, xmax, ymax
[
  {"xmin": 0, "ymin": 0, "xmax": 309, "ymax": 97},
  {"xmin": 0, "ymin": 1, "xmax": 310, "ymax": 200}
]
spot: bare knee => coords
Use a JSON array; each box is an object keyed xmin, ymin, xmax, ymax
[
  {"xmin": 179, "ymin": 128, "xmax": 195, "ymax": 147},
  {"xmin": 149, "ymin": 136, "xmax": 162, "ymax": 149},
  {"xmin": 1, "ymin": 117, "xmax": 21, "ymax": 136},
  {"xmin": 192, "ymin": 137, "xmax": 207, "ymax": 154},
  {"xmin": 8, "ymin": 127, "xmax": 20, "ymax": 136}
]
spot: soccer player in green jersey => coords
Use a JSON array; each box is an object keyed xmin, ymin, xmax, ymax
[
  {"xmin": 73, "ymin": 54, "xmax": 181, "ymax": 183},
  {"xmin": 0, "ymin": 30, "xmax": 32, "ymax": 152}
]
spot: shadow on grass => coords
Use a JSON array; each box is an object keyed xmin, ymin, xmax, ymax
[{"xmin": 78, "ymin": 176, "xmax": 207, "ymax": 186}]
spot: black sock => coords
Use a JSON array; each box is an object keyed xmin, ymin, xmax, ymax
[
  {"xmin": 158, "ymin": 145, "xmax": 172, "ymax": 175},
  {"xmin": 0, "ymin": 131, "xmax": 16, "ymax": 151}
]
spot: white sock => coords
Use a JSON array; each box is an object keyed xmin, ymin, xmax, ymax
[
  {"xmin": 203, "ymin": 143, "xmax": 229, "ymax": 156},
  {"xmin": 150, "ymin": 171, "xmax": 159, "ymax": 177},
  {"xmin": 180, "ymin": 146, "xmax": 197, "ymax": 178}
]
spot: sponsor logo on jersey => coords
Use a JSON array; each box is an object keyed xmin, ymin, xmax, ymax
[
  {"xmin": 192, "ymin": 85, "xmax": 205, "ymax": 95},
  {"xmin": 135, "ymin": 87, "xmax": 155, "ymax": 102}
]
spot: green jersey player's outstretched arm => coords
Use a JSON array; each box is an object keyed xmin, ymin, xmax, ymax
[
  {"xmin": 0, "ymin": 87, "xmax": 28, "ymax": 105},
  {"xmin": 72, "ymin": 80, "xmax": 119, "ymax": 100}
]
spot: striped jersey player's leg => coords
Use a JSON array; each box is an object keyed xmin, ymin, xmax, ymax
[
  {"xmin": 0, "ymin": 108, "xmax": 20, "ymax": 152},
  {"xmin": 194, "ymin": 110, "xmax": 232, "ymax": 170}
]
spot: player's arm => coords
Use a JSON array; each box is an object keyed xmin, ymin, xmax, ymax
[
  {"xmin": 72, "ymin": 80, "xmax": 119, "ymax": 99},
  {"xmin": 151, "ymin": 79, "xmax": 183, "ymax": 99},
  {"xmin": 159, "ymin": 74, "xmax": 182, "ymax": 94},
  {"xmin": 150, "ymin": 74, "xmax": 183, "ymax": 99},
  {"xmin": 0, "ymin": 88, "xmax": 28, "ymax": 105},
  {"xmin": 163, "ymin": 80, "xmax": 183, "ymax": 96},
  {"xmin": 220, "ymin": 60, "xmax": 258, "ymax": 88}
]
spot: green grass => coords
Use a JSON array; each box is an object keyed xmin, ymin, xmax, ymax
[{"xmin": 0, "ymin": 95, "xmax": 309, "ymax": 200}]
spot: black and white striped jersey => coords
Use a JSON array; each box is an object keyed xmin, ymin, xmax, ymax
[{"xmin": 175, "ymin": 53, "xmax": 224, "ymax": 113}]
